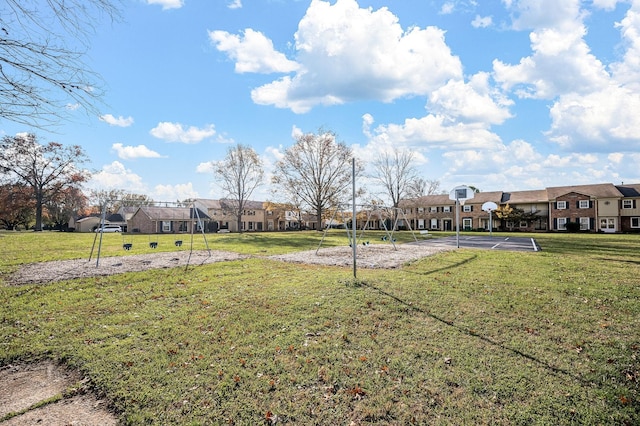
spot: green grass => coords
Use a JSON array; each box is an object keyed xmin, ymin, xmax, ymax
[{"xmin": 1, "ymin": 231, "xmax": 639, "ymax": 424}]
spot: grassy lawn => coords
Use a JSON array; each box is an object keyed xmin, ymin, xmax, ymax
[{"xmin": 1, "ymin": 231, "xmax": 639, "ymax": 424}]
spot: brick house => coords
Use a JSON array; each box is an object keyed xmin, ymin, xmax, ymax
[
  {"xmin": 547, "ymin": 184, "xmax": 622, "ymax": 232},
  {"xmin": 128, "ymin": 206, "xmax": 210, "ymax": 234}
]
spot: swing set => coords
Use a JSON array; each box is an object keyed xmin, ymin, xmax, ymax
[
  {"xmin": 316, "ymin": 204, "xmax": 417, "ymax": 254},
  {"xmin": 89, "ymin": 201, "xmax": 210, "ymax": 267}
]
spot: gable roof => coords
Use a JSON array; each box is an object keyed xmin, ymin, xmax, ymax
[
  {"xmin": 135, "ymin": 206, "xmax": 210, "ymax": 220},
  {"xmin": 546, "ymin": 183, "xmax": 622, "ymax": 199},
  {"xmin": 503, "ymin": 189, "xmax": 549, "ymax": 204}
]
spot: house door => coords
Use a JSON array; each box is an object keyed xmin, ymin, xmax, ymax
[
  {"xmin": 443, "ymin": 219, "xmax": 452, "ymax": 231},
  {"xmin": 599, "ymin": 218, "xmax": 616, "ymax": 233}
]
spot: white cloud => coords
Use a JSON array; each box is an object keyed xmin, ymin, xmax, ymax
[
  {"xmin": 471, "ymin": 15, "xmax": 493, "ymax": 28},
  {"xmin": 367, "ymin": 114, "xmax": 503, "ymax": 150},
  {"xmin": 546, "ymin": 86, "xmax": 640, "ymax": 150},
  {"xmin": 610, "ymin": 3, "xmax": 640, "ymax": 90},
  {"xmin": 150, "ymin": 122, "xmax": 216, "ymax": 144},
  {"xmin": 209, "ymin": 29, "xmax": 300, "ymax": 73},
  {"xmin": 608, "ymin": 153, "xmax": 624, "ymax": 163},
  {"xmin": 440, "ymin": 2, "xmax": 455, "ymax": 15},
  {"xmin": 493, "ymin": 22, "xmax": 609, "ymax": 99},
  {"xmin": 248, "ymin": 0, "xmax": 462, "ymax": 112},
  {"xmin": 146, "ymin": 0, "xmax": 183, "ymax": 10},
  {"xmin": 153, "ymin": 183, "xmax": 199, "ymax": 201},
  {"xmin": 100, "ymin": 114, "xmax": 134, "ymax": 127},
  {"xmin": 428, "ymin": 73, "xmax": 513, "ymax": 124},
  {"xmin": 504, "ymin": 0, "xmax": 583, "ymax": 31},
  {"xmin": 89, "ymin": 161, "xmax": 147, "ymax": 192},
  {"xmin": 112, "ymin": 143, "xmax": 164, "ymax": 160},
  {"xmin": 228, "ymin": 0, "xmax": 242, "ymax": 9},
  {"xmin": 195, "ymin": 161, "xmax": 215, "ymax": 174}
]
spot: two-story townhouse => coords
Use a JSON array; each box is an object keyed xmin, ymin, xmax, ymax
[
  {"xmin": 547, "ymin": 184, "xmax": 623, "ymax": 232},
  {"xmin": 500, "ymin": 189, "xmax": 549, "ymax": 231},
  {"xmin": 403, "ymin": 194, "xmax": 455, "ymax": 231},
  {"xmin": 458, "ymin": 191, "xmax": 504, "ymax": 231},
  {"xmin": 616, "ymin": 184, "xmax": 640, "ymax": 232}
]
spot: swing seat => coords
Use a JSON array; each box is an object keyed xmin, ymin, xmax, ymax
[
  {"xmin": 381, "ymin": 236, "xmax": 387, "ymax": 241},
  {"xmin": 363, "ymin": 241, "xmax": 369, "ymax": 246},
  {"xmin": 149, "ymin": 242, "xmax": 158, "ymax": 249},
  {"xmin": 123, "ymin": 243, "xmax": 133, "ymax": 251},
  {"xmin": 175, "ymin": 240, "xmax": 183, "ymax": 247}
]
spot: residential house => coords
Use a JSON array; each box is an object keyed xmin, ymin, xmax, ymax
[
  {"xmin": 547, "ymin": 184, "xmax": 622, "ymax": 232},
  {"xmin": 501, "ymin": 189, "xmax": 549, "ymax": 231},
  {"xmin": 128, "ymin": 206, "xmax": 210, "ymax": 234},
  {"xmin": 405, "ymin": 192, "xmax": 504, "ymax": 231},
  {"xmin": 616, "ymin": 184, "xmax": 640, "ymax": 232},
  {"xmin": 194, "ymin": 199, "xmax": 266, "ymax": 232},
  {"xmin": 70, "ymin": 215, "xmax": 101, "ymax": 232}
]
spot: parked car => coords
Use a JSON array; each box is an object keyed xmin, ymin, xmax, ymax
[{"xmin": 94, "ymin": 225, "xmax": 122, "ymax": 233}]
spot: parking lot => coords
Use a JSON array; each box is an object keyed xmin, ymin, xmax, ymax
[{"xmin": 412, "ymin": 235, "xmax": 541, "ymax": 252}]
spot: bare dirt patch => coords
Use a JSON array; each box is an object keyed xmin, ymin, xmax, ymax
[
  {"xmin": 269, "ymin": 242, "xmax": 449, "ymax": 268},
  {"xmin": 8, "ymin": 250, "xmax": 250, "ymax": 285}
]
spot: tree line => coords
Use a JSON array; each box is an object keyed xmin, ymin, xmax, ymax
[{"xmin": 0, "ymin": 130, "xmax": 443, "ymax": 232}]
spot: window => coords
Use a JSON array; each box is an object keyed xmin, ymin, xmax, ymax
[
  {"xmin": 557, "ymin": 217, "xmax": 567, "ymax": 230},
  {"xmin": 631, "ymin": 217, "xmax": 640, "ymax": 228},
  {"xmin": 463, "ymin": 205, "xmax": 472, "ymax": 212},
  {"xmin": 418, "ymin": 219, "xmax": 425, "ymax": 229},
  {"xmin": 443, "ymin": 206, "xmax": 451, "ymax": 213},
  {"xmin": 462, "ymin": 218, "xmax": 472, "ymax": 230},
  {"xmin": 579, "ymin": 200, "xmax": 590, "ymax": 209},
  {"xmin": 248, "ymin": 222, "xmax": 254, "ymax": 230},
  {"xmin": 557, "ymin": 201, "xmax": 567, "ymax": 209},
  {"xmin": 267, "ymin": 211, "xmax": 273, "ymax": 216},
  {"xmin": 162, "ymin": 221, "xmax": 171, "ymax": 232},
  {"xmin": 519, "ymin": 221, "xmax": 527, "ymax": 228},
  {"xmin": 579, "ymin": 217, "xmax": 590, "ymax": 230},
  {"xmin": 429, "ymin": 206, "xmax": 438, "ymax": 213},
  {"xmin": 430, "ymin": 218, "xmax": 438, "ymax": 229},
  {"xmin": 623, "ymin": 200, "xmax": 633, "ymax": 209},
  {"xmin": 418, "ymin": 207, "xmax": 424, "ymax": 214}
]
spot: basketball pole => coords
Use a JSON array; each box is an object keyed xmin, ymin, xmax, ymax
[{"xmin": 352, "ymin": 158, "xmax": 357, "ymax": 279}]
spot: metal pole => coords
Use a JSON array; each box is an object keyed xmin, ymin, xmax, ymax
[
  {"xmin": 96, "ymin": 202, "xmax": 108, "ymax": 267},
  {"xmin": 456, "ymin": 198, "xmax": 460, "ymax": 248},
  {"xmin": 489, "ymin": 211, "xmax": 493, "ymax": 237},
  {"xmin": 352, "ymin": 158, "xmax": 357, "ymax": 279}
]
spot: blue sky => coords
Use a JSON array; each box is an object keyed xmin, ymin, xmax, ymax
[{"xmin": 3, "ymin": 0, "xmax": 640, "ymax": 204}]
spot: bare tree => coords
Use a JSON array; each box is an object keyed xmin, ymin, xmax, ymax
[
  {"xmin": 0, "ymin": 133, "xmax": 90, "ymax": 231},
  {"xmin": 371, "ymin": 147, "xmax": 421, "ymax": 209},
  {"xmin": 407, "ymin": 177, "xmax": 441, "ymax": 198},
  {"xmin": 213, "ymin": 144, "xmax": 264, "ymax": 233},
  {"xmin": 0, "ymin": 0, "xmax": 121, "ymax": 127},
  {"xmin": 272, "ymin": 129, "xmax": 362, "ymax": 229}
]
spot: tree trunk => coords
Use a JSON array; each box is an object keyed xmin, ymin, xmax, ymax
[{"xmin": 34, "ymin": 192, "xmax": 44, "ymax": 231}]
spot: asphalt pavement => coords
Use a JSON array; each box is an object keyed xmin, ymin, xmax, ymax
[{"xmin": 411, "ymin": 235, "xmax": 541, "ymax": 252}]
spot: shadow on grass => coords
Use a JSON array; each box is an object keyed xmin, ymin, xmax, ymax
[{"xmin": 361, "ymin": 279, "xmax": 586, "ymax": 385}]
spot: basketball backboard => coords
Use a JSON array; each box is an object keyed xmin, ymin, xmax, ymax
[{"xmin": 449, "ymin": 186, "xmax": 475, "ymax": 204}]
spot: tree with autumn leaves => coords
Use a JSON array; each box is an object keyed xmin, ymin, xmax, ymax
[{"xmin": 0, "ymin": 134, "xmax": 90, "ymax": 231}]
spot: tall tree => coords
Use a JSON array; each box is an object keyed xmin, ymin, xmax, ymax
[
  {"xmin": 0, "ymin": 133, "xmax": 89, "ymax": 231},
  {"xmin": 0, "ymin": 183, "xmax": 34, "ymax": 230},
  {"xmin": 372, "ymin": 147, "xmax": 419, "ymax": 210},
  {"xmin": 272, "ymin": 129, "xmax": 362, "ymax": 228},
  {"xmin": 45, "ymin": 186, "xmax": 88, "ymax": 230},
  {"xmin": 0, "ymin": 0, "xmax": 121, "ymax": 127},
  {"xmin": 213, "ymin": 144, "xmax": 264, "ymax": 233}
]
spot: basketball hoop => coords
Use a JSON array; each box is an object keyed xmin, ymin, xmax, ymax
[{"xmin": 449, "ymin": 186, "xmax": 475, "ymax": 248}]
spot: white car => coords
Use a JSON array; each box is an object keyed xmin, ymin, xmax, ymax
[{"xmin": 94, "ymin": 225, "xmax": 122, "ymax": 233}]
